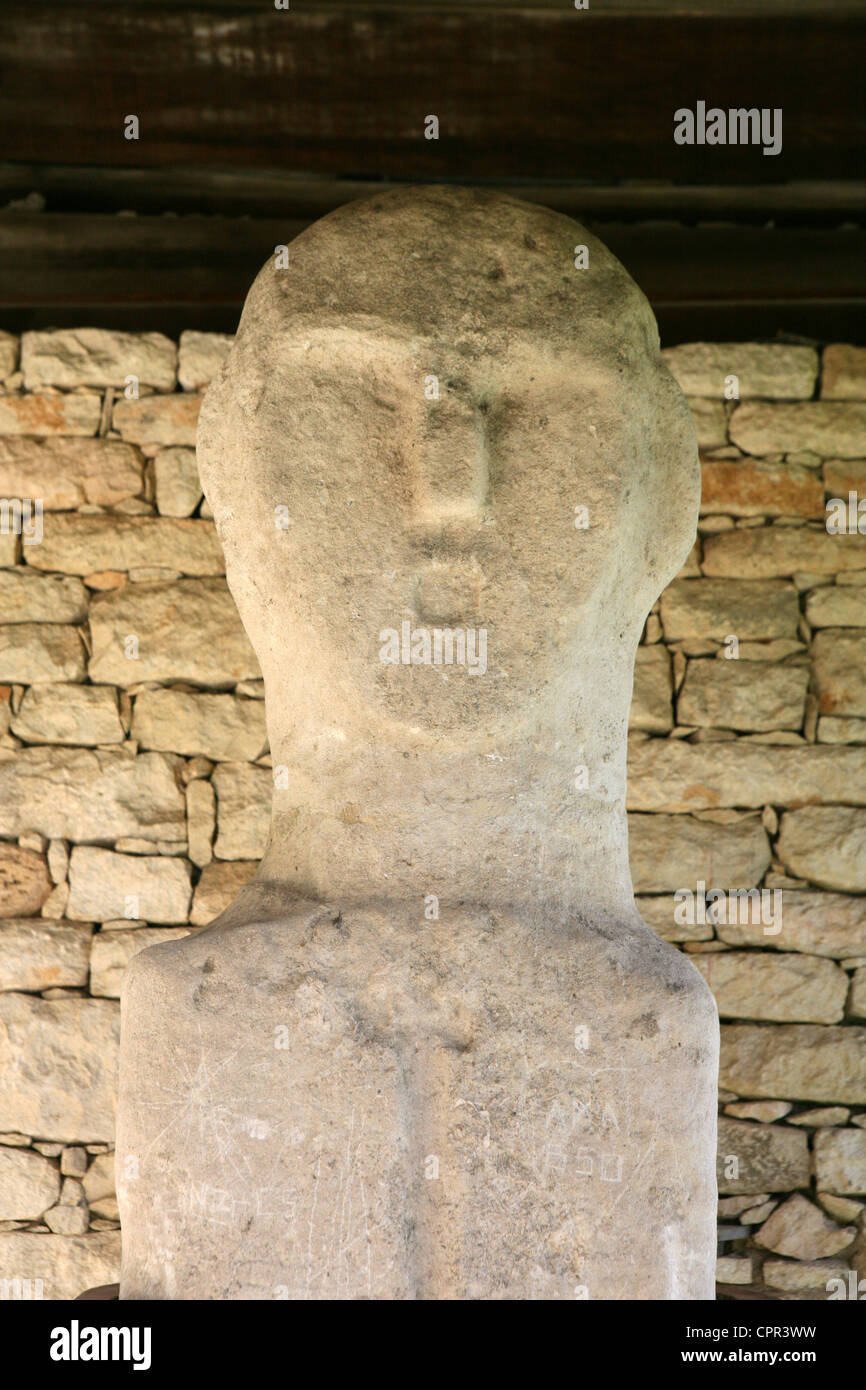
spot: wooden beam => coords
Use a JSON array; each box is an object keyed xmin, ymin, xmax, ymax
[
  {"xmin": 1, "ymin": 7, "xmax": 863, "ymax": 183},
  {"xmin": 1, "ymin": 212, "xmax": 862, "ymax": 343}
]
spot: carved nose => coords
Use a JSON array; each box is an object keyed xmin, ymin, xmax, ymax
[{"xmin": 413, "ymin": 396, "xmax": 489, "ymax": 526}]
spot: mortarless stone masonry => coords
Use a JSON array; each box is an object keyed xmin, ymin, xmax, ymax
[{"xmin": 0, "ymin": 325, "xmax": 863, "ymax": 1298}]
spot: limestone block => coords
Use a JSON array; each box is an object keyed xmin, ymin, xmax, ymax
[
  {"xmin": 628, "ymin": 813, "xmax": 770, "ymax": 893},
  {"xmin": 189, "ymin": 860, "xmax": 258, "ymax": 925},
  {"xmin": 0, "ymin": 437, "xmax": 143, "ymax": 509},
  {"xmin": 763, "ymin": 1257, "xmax": 849, "ymax": 1291},
  {"xmin": 720, "ymin": 1024, "xmax": 866, "ymax": 1104},
  {"xmin": 821, "ymin": 344, "xmax": 866, "ymax": 400},
  {"xmin": 0, "ymin": 920, "xmax": 92, "ymax": 991},
  {"xmin": 812, "ymin": 1128, "xmax": 866, "ymax": 1194},
  {"xmin": 692, "ymin": 951, "xmax": 848, "ymax": 1023},
  {"xmin": 0, "ymin": 331, "xmax": 18, "ymax": 378},
  {"xmin": 82, "ymin": 1152, "xmax": 115, "ymax": 1205},
  {"xmin": 10, "ymin": 684, "xmax": 124, "ymax": 746},
  {"xmin": 636, "ymin": 894, "xmax": 713, "ymax": 943},
  {"xmin": 629, "ymin": 645, "xmax": 673, "ymax": 732},
  {"xmin": 0, "ymin": 843, "xmax": 52, "ymax": 916},
  {"xmin": 0, "ymin": 1231, "xmax": 120, "ymax": 1300},
  {"xmin": 659, "ymin": 578, "xmax": 799, "ymax": 641},
  {"xmin": 678, "ymin": 658, "xmax": 808, "ymax": 732},
  {"xmin": 88, "ymin": 580, "xmax": 260, "ymax": 688},
  {"xmin": 806, "ymin": 585, "xmax": 866, "ymax": 628},
  {"xmin": 0, "ymin": 624, "xmax": 85, "ymax": 683},
  {"xmin": 715, "ymin": 1255, "xmax": 753, "ymax": 1285},
  {"xmin": 131, "ymin": 688, "xmax": 267, "ymax": 761},
  {"xmin": 700, "ymin": 460, "xmax": 822, "ymax": 518},
  {"xmin": 717, "ymin": 890, "xmax": 866, "ymax": 958},
  {"xmin": 0, "ymin": 570, "xmax": 88, "ymax": 623},
  {"xmin": 777, "ymin": 807, "xmax": 866, "ymax": 892},
  {"xmin": 688, "ymin": 398, "xmax": 727, "ymax": 448},
  {"xmin": 153, "ymin": 446, "xmax": 202, "ymax": 517},
  {"xmin": 703, "ymin": 525, "xmax": 866, "ymax": 578},
  {"xmin": 755, "ymin": 1193, "xmax": 855, "ymax": 1259},
  {"xmin": 90, "ymin": 926, "xmax": 191, "ymax": 998},
  {"xmin": 0, "ymin": 392, "xmax": 101, "ymax": 437},
  {"xmin": 0, "ymin": 1147, "xmax": 59, "ymax": 1220},
  {"xmin": 818, "ymin": 716, "xmax": 866, "ymax": 743},
  {"xmin": 812, "ymin": 630, "xmax": 866, "ymax": 717},
  {"xmin": 716, "ymin": 1117, "xmax": 809, "ymax": 1194},
  {"xmin": 627, "ymin": 738, "xmax": 866, "ymax": 812},
  {"xmin": 849, "ymin": 966, "xmax": 866, "ymax": 1018},
  {"xmin": 178, "ymin": 331, "xmax": 233, "ymax": 391},
  {"xmin": 67, "ymin": 846, "xmax": 192, "ymax": 923},
  {"xmin": 663, "ymin": 343, "xmax": 817, "ymax": 400},
  {"xmin": 0, "ymin": 993, "xmax": 118, "ymax": 1141},
  {"xmin": 730, "ymin": 402, "xmax": 866, "ymax": 458},
  {"xmin": 186, "ymin": 779, "xmax": 215, "ymax": 867},
  {"xmin": 0, "ymin": 746, "xmax": 186, "ymax": 842},
  {"xmin": 21, "ymin": 328, "xmax": 176, "ymax": 391},
  {"xmin": 724, "ymin": 1101, "xmax": 791, "ymax": 1123},
  {"xmin": 25, "ymin": 514, "xmax": 224, "ymax": 577},
  {"xmin": 113, "ymin": 393, "xmax": 202, "ymax": 446}
]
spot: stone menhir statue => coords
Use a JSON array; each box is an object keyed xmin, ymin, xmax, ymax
[{"xmin": 117, "ymin": 186, "xmax": 718, "ymax": 1300}]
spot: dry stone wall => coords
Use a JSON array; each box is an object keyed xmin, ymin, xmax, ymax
[{"xmin": 0, "ymin": 327, "xmax": 864, "ymax": 1300}]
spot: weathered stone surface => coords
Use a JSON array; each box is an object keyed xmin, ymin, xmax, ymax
[
  {"xmin": 688, "ymin": 397, "xmax": 727, "ymax": 448},
  {"xmin": 119, "ymin": 186, "xmax": 720, "ymax": 1301},
  {"xmin": 187, "ymin": 779, "xmax": 215, "ymax": 867},
  {"xmin": 189, "ymin": 859, "xmax": 258, "ymax": 926},
  {"xmin": 131, "ymin": 688, "xmax": 267, "ymax": 761},
  {"xmin": 90, "ymin": 926, "xmax": 191, "ymax": 998},
  {"xmin": 82, "ymin": 1152, "xmax": 114, "ymax": 1205},
  {"xmin": 0, "ymin": 1147, "xmax": 60, "ymax": 1220},
  {"xmin": 628, "ymin": 813, "xmax": 770, "ymax": 893},
  {"xmin": 88, "ymin": 580, "xmax": 260, "ymax": 688},
  {"xmin": 700, "ymin": 460, "xmax": 823, "ymax": 518},
  {"xmin": 849, "ymin": 966, "xmax": 866, "ymax": 1018},
  {"xmin": 720, "ymin": 1024, "xmax": 866, "ymax": 1103},
  {"xmin": 777, "ymin": 807, "xmax": 866, "ymax": 892},
  {"xmin": 0, "ymin": 624, "xmax": 85, "ymax": 683},
  {"xmin": 659, "ymin": 578, "xmax": 799, "ymax": 641},
  {"xmin": 813, "ymin": 1128, "xmax": 866, "ymax": 1194},
  {"xmin": 25, "ymin": 514, "xmax": 224, "ymax": 577},
  {"xmin": 0, "ymin": 993, "xmax": 118, "ymax": 1141},
  {"xmin": 629, "ymin": 645, "xmax": 672, "ymax": 732},
  {"xmin": 0, "ymin": 843, "xmax": 52, "ymax": 916},
  {"xmin": 812, "ymin": 630, "xmax": 866, "ymax": 717},
  {"xmin": 627, "ymin": 738, "xmax": 866, "ymax": 812},
  {"xmin": 821, "ymin": 344, "xmax": 866, "ymax": 401},
  {"xmin": 678, "ymin": 659, "xmax": 808, "ymax": 732},
  {"xmin": 67, "ymin": 846, "xmax": 192, "ymax": 923},
  {"xmin": 0, "ymin": 533, "xmax": 18, "ymax": 567},
  {"xmin": 0, "ymin": 920, "xmax": 91, "ymax": 991},
  {"xmin": 663, "ymin": 342, "xmax": 818, "ymax": 400},
  {"xmin": 21, "ymin": 329, "xmax": 176, "ymax": 392},
  {"xmin": 113, "ymin": 393, "xmax": 202, "ymax": 446},
  {"xmin": 0, "ymin": 570, "xmax": 87, "ymax": 623},
  {"xmin": 763, "ymin": 1257, "xmax": 849, "ymax": 1291},
  {"xmin": 789, "ymin": 1106, "xmax": 850, "ymax": 1127},
  {"xmin": 0, "ymin": 331, "xmax": 18, "ymax": 378},
  {"xmin": 703, "ymin": 525, "xmax": 866, "ymax": 577},
  {"xmin": 636, "ymin": 893, "xmax": 713, "ymax": 943},
  {"xmin": 823, "ymin": 457, "xmax": 866, "ymax": 494},
  {"xmin": 692, "ymin": 951, "xmax": 848, "ymax": 1023},
  {"xmin": 715, "ymin": 1255, "xmax": 753, "ymax": 1284},
  {"xmin": 724, "ymin": 1101, "xmax": 791, "ymax": 1122},
  {"xmin": 0, "ymin": 437, "xmax": 143, "ymax": 509},
  {"xmin": 730, "ymin": 402, "xmax": 866, "ymax": 458},
  {"xmin": 718, "ymin": 890, "xmax": 866, "ymax": 958},
  {"xmin": 178, "ymin": 331, "xmax": 233, "ymax": 391},
  {"xmin": 212, "ymin": 763, "xmax": 271, "ymax": 860},
  {"xmin": 716, "ymin": 1117, "xmax": 809, "ymax": 1194},
  {"xmin": 153, "ymin": 446, "xmax": 202, "ymax": 517},
  {"xmin": 755, "ymin": 1193, "xmax": 855, "ymax": 1259},
  {"xmin": 817, "ymin": 715, "xmax": 866, "ymax": 743},
  {"xmin": 0, "ymin": 1231, "xmax": 120, "ymax": 1300},
  {"xmin": 806, "ymin": 584, "xmax": 866, "ymax": 628},
  {"xmin": 0, "ymin": 392, "xmax": 101, "ymax": 437},
  {"xmin": 0, "ymin": 746, "xmax": 185, "ymax": 842},
  {"xmin": 10, "ymin": 684, "xmax": 124, "ymax": 746},
  {"xmin": 44, "ymin": 1204, "xmax": 89, "ymax": 1235}
]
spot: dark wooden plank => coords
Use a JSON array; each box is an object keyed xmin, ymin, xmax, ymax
[
  {"xmin": 1, "ymin": 8, "xmax": 864, "ymax": 182},
  {"xmin": 1, "ymin": 212, "xmax": 862, "ymax": 344}
]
